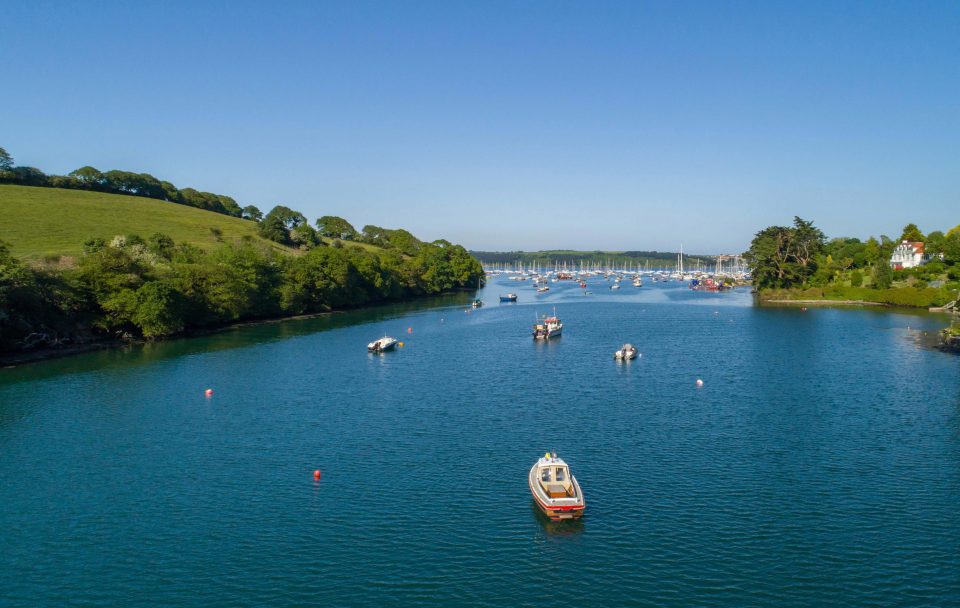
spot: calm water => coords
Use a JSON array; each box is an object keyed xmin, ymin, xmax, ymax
[{"xmin": 2, "ymin": 277, "xmax": 959, "ymax": 607}]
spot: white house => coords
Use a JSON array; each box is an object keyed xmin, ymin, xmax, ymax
[{"xmin": 889, "ymin": 241, "xmax": 926, "ymax": 269}]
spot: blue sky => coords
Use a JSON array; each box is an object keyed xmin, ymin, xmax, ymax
[{"xmin": 2, "ymin": 1, "xmax": 957, "ymax": 252}]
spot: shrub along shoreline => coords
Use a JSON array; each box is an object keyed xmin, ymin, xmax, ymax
[
  {"xmin": 757, "ymin": 286, "xmax": 955, "ymax": 308},
  {"xmin": 0, "ymin": 232, "xmax": 483, "ymax": 362}
]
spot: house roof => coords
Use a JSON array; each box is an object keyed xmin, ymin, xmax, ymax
[{"xmin": 899, "ymin": 240, "xmax": 924, "ymax": 254}]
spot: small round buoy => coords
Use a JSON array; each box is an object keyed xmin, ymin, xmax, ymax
[
  {"xmin": 407, "ymin": 327, "xmax": 413, "ymax": 333},
  {"xmin": 398, "ymin": 342, "xmax": 404, "ymax": 347},
  {"xmin": 696, "ymin": 379, "xmax": 704, "ymax": 387},
  {"xmin": 204, "ymin": 388, "xmax": 213, "ymax": 397},
  {"xmin": 313, "ymin": 469, "xmax": 321, "ymax": 480}
]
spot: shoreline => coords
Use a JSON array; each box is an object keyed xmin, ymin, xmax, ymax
[
  {"xmin": 0, "ymin": 309, "xmax": 342, "ymax": 369},
  {"xmin": 1, "ymin": 289, "xmax": 474, "ymax": 369},
  {"xmin": 762, "ymin": 299, "xmax": 886, "ymax": 306}
]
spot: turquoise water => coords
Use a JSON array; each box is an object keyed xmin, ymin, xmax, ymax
[{"xmin": 1, "ymin": 278, "xmax": 959, "ymax": 606}]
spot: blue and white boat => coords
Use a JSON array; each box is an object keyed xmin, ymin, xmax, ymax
[{"xmin": 500, "ymin": 293, "xmax": 518, "ymax": 302}]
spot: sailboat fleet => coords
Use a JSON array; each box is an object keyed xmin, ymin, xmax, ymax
[{"xmin": 486, "ymin": 250, "xmax": 750, "ymax": 286}]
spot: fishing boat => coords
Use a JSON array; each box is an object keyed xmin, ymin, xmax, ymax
[
  {"xmin": 528, "ymin": 453, "xmax": 585, "ymax": 521},
  {"xmin": 536, "ymin": 285, "xmax": 550, "ymax": 293},
  {"xmin": 532, "ymin": 313, "xmax": 563, "ymax": 339},
  {"xmin": 367, "ymin": 336, "xmax": 398, "ymax": 353},
  {"xmin": 499, "ymin": 293, "xmax": 518, "ymax": 302},
  {"xmin": 613, "ymin": 343, "xmax": 638, "ymax": 360}
]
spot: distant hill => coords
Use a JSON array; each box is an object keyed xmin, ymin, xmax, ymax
[{"xmin": 0, "ymin": 184, "xmax": 290, "ymax": 259}]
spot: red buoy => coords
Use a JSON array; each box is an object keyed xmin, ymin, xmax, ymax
[
  {"xmin": 313, "ymin": 469, "xmax": 321, "ymax": 480},
  {"xmin": 204, "ymin": 388, "xmax": 213, "ymax": 397},
  {"xmin": 407, "ymin": 327, "xmax": 413, "ymax": 333}
]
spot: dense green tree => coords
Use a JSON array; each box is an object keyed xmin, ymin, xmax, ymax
[
  {"xmin": 744, "ymin": 217, "xmax": 825, "ymax": 289},
  {"xmin": 925, "ymin": 231, "xmax": 946, "ymax": 256},
  {"xmin": 863, "ymin": 237, "xmax": 881, "ymax": 265},
  {"xmin": 744, "ymin": 226, "xmax": 795, "ymax": 288},
  {"xmin": 9, "ymin": 166, "xmax": 48, "ymax": 186},
  {"xmin": 242, "ymin": 205, "xmax": 263, "ymax": 222},
  {"xmin": 68, "ymin": 166, "xmax": 105, "ymax": 188},
  {"xmin": 0, "ymin": 147, "xmax": 12, "ymax": 171},
  {"xmin": 290, "ymin": 223, "xmax": 321, "ymax": 250},
  {"xmin": 264, "ymin": 205, "xmax": 307, "ymax": 229},
  {"xmin": 258, "ymin": 215, "xmax": 292, "ymax": 245},
  {"xmin": 944, "ymin": 231, "xmax": 960, "ymax": 265},
  {"xmin": 258, "ymin": 206, "xmax": 308, "ymax": 245},
  {"xmin": 148, "ymin": 233, "xmax": 176, "ymax": 260},
  {"xmin": 360, "ymin": 225, "xmax": 389, "ymax": 247},
  {"xmin": 132, "ymin": 282, "xmax": 186, "ymax": 338},
  {"xmin": 899, "ymin": 223, "xmax": 925, "ymax": 243},
  {"xmin": 316, "ymin": 216, "xmax": 357, "ymax": 240},
  {"xmin": 873, "ymin": 258, "xmax": 893, "ymax": 289}
]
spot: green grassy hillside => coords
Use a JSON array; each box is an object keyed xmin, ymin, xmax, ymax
[{"xmin": 0, "ymin": 184, "xmax": 291, "ymax": 258}]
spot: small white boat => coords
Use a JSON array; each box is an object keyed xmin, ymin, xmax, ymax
[
  {"xmin": 610, "ymin": 283, "xmax": 620, "ymax": 290},
  {"xmin": 367, "ymin": 336, "xmax": 398, "ymax": 353},
  {"xmin": 528, "ymin": 453, "xmax": 585, "ymax": 520},
  {"xmin": 613, "ymin": 343, "xmax": 638, "ymax": 360}
]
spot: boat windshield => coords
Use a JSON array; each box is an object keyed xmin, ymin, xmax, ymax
[
  {"xmin": 540, "ymin": 468, "xmax": 551, "ymax": 482},
  {"xmin": 555, "ymin": 467, "xmax": 566, "ymax": 482}
]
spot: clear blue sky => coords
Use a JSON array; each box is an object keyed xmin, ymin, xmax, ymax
[{"xmin": 2, "ymin": 1, "xmax": 957, "ymax": 253}]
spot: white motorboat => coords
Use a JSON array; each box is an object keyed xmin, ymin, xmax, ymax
[
  {"xmin": 613, "ymin": 343, "xmax": 638, "ymax": 360},
  {"xmin": 367, "ymin": 336, "xmax": 398, "ymax": 353},
  {"xmin": 528, "ymin": 453, "xmax": 585, "ymax": 520}
]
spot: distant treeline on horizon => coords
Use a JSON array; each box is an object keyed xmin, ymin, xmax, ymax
[{"xmin": 469, "ymin": 250, "xmax": 713, "ymax": 266}]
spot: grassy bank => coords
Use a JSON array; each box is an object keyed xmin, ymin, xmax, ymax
[
  {"xmin": 758, "ymin": 286, "xmax": 956, "ymax": 308},
  {"xmin": 0, "ymin": 184, "xmax": 288, "ymax": 259}
]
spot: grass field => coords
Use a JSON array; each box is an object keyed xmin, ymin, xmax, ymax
[{"xmin": 0, "ymin": 185, "xmax": 294, "ymax": 259}]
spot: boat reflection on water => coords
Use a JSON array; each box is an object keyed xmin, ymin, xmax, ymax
[{"xmin": 530, "ymin": 502, "xmax": 585, "ymax": 536}]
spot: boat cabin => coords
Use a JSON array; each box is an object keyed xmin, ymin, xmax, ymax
[{"xmin": 535, "ymin": 456, "xmax": 575, "ymax": 498}]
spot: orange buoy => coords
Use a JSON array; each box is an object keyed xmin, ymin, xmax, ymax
[
  {"xmin": 204, "ymin": 388, "xmax": 213, "ymax": 397},
  {"xmin": 696, "ymin": 379, "xmax": 704, "ymax": 387},
  {"xmin": 313, "ymin": 469, "xmax": 321, "ymax": 480}
]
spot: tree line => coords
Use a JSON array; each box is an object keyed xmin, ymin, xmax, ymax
[
  {"xmin": 0, "ymin": 145, "xmax": 260, "ymax": 219},
  {"xmin": 745, "ymin": 217, "xmax": 960, "ymax": 297},
  {"xmin": 0, "ymin": 231, "xmax": 482, "ymax": 354},
  {"xmin": 0, "ymin": 145, "xmax": 464, "ymax": 259}
]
